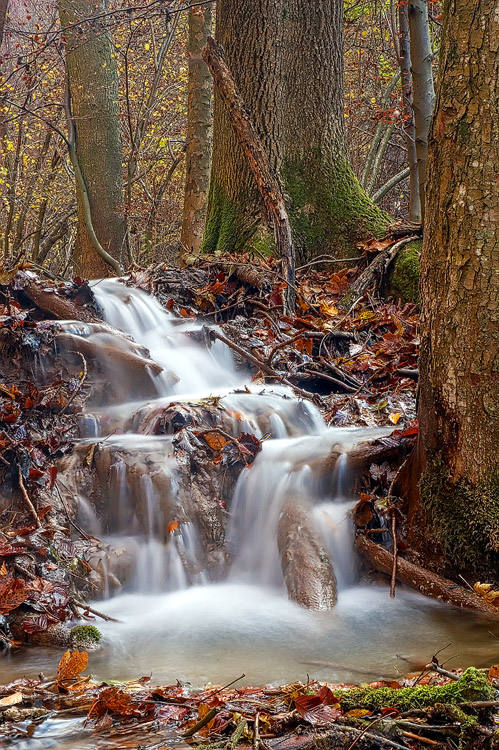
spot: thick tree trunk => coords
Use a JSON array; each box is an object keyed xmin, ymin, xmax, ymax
[
  {"xmin": 0, "ymin": 0, "xmax": 7, "ymax": 48},
  {"xmin": 408, "ymin": 0, "xmax": 435, "ymax": 224},
  {"xmin": 398, "ymin": 0, "xmax": 421, "ymax": 222},
  {"xmin": 411, "ymin": 0, "xmax": 499, "ymax": 579},
  {"xmin": 58, "ymin": 0, "xmax": 126, "ymax": 278},
  {"xmin": 180, "ymin": 4, "xmax": 213, "ymax": 261},
  {"xmin": 203, "ymin": 0, "xmax": 389, "ymax": 263}
]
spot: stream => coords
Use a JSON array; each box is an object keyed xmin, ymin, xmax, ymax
[{"xmin": 1, "ymin": 279, "xmax": 498, "ymax": 748}]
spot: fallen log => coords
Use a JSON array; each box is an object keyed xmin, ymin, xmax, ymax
[
  {"xmin": 278, "ymin": 497, "xmax": 337, "ymax": 610},
  {"xmin": 17, "ymin": 273, "xmax": 102, "ymax": 323},
  {"xmin": 355, "ymin": 534, "xmax": 499, "ymax": 615},
  {"xmin": 202, "ymin": 37, "xmax": 295, "ymax": 314}
]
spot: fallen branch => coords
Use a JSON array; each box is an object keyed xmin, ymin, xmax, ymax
[
  {"xmin": 18, "ymin": 467, "xmax": 42, "ymax": 528},
  {"xmin": 202, "ymin": 37, "xmax": 295, "ymax": 314},
  {"xmin": 18, "ymin": 273, "xmax": 102, "ymax": 323},
  {"xmin": 355, "ymin": 534, "xmax": 499, "ymax": 615},
  {"xmin": 71, "ymin": 600, "xmax": 121, "ymax": 623},
  {"xmin": 339, "ymin": 237, "xmax": 416, "ymax": 310}
]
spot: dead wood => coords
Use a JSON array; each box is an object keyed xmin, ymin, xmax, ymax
[
  {"xmin": 355, "ymin": 534, "xmax": 499, "ymax": 615},
  {"xmin": 18, "ymin": 273, "xmax": 102, "ymax": 323},
  {"xmin": 202, "ymin": 37, "xmax": 295, "ymax": 314},
  {"xmin": 339, "ymin": 237, "xmax": 415, "ymax": 310},
  {"xmin": 278, "ymin": 497, "xmax": 337, "ymax": 610},
  {"xmin": 306, "ymin": 437, "xmax": 413, "ymax": 479}
]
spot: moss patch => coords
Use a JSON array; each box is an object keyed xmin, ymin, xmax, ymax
[
  {"xmin": 338, "ymin": 667, "xmax": 494, "ymax": 714},
  {"xmin": 70, "ymin": 624, "xmax": 102, "ymax": 648},
  {"xmin": 282, "ymin": 153, "xmax": 390, "ymax": 263},
  {"xmin": 201, "ymin": 179, "xmax": 259, "ymax": 255},
  {"xmin": 387, "ymin": 240, "xmax": 421, "ymax": 303},
  {"xmin": 419, "ymin": 460, "xmax": 499, "ymax": 579}
]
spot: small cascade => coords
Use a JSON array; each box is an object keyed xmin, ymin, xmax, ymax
[{"xmin": 60, "ymin": 279, "xmax": 392, "ymax": 605}]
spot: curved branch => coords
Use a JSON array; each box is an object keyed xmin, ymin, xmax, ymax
[{"xmin": 372, "ymin": 167, "xmax": 410, "ymax": 204}]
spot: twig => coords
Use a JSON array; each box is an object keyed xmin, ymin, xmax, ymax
[
  {"xmin": 72, "ymin": 600, "xmax": 121, "ymax": 623},
  {"xmin": 182, "ymin": 706, "xmax": 218, "ymax": 737},
  {"xmin": 390, "ymin": 509, "xmax": 397, "ymax": 599},
  {"xmin": 254, "ymin": 712, "xmax": 260, "ymax": 750},
  {"xmin": 401, "ymin": 730, "xmax": 438, "ymax": 745},
  {"xmin": 60, "ymin": 352, "xmax": 87, "ymax": 414},
  {"xmin": 18, "ymin": 467, "xmax": 42, "ymax": 528},
  {"xmin": 428, "ymin": 662, "xmax": 459, "ymax": 681}
]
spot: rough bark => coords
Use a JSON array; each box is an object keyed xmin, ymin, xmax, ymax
[
  {"xmin": 202, "ymin": 38, "xmax": 295, "ymax": 312},
  {"xmin": 203, "ymin": 0, "xmax": 389, "ymax": 263},
  {"xmin": 58, "ymin": 0, "xmax": 126, "ymax": 278},
  {"xmin": 398, "ymin": 0, "xmax": 421, "ymax": 221},
  {"xmin": 408, "ymin": 0, "xmax": 435, "ymax": 223},
  {"xmin": 410, "ymin": 0, "xmax": 499, "ymax": 578},
  {"xmin": 180, "ymin": 4, "xmax": 213, "ymax": 261}
]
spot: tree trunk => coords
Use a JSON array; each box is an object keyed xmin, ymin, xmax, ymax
[
  {"xmin": 398, "ymin": 0, "xmax": 421, "ymax": 222},
  {"xmin": 58, "ymin": 0, "xmax": 126, "ymax": 278},
  {"xmin": 0, "ymin": 0, "xmax": 7, "ymax": 48},
  {"xmin": 203, "ymin": 0, "xmax": 389, "ymax": 263},
  {"xmin": 408, "ymin": 0, "xmax": 435, "ymax": 224},
  {"xmin": 410, "ymin": 0, "xmax": 499, "ymax": 579},
  {"xmin": 180, "ymin": 4, "xmax": 213, "ymax": 262}
]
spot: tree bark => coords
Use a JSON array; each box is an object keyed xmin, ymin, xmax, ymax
[
  {"xmin": 58, "ymin": 0, "xmax": 126, "ymax": 278},
  {"xmin": 0, "ymin": 0, "xmax": 7, "ymax": 48},
  {"xmin": 408, "ymin": 0, "xmax": 435, "ymax": 224},
  {"xmin": 410, "ymin": 0, "xmax": 499, "ymax": 579},
  {"xmin": 203, "ymin": 0, "xmax": 389, "ymax": 263},
  {"xmin": 398, "ymin": 0, "xmax": 421, "ymax": 222},
  {"xmin": 180, "ymin": 4, "xmax": 213, "ymax": 261}
]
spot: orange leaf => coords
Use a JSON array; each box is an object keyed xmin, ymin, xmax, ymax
[
  {"xmin": 389, "ymin": 413, "xmax": 401, "ymax": 424},
  {"xmin": 57, "ymin": 649, "xmax": 89, "ymax": 680},
  {"xmin": 0, "ymin": 691, "xmax": 23, "ymax": 706},
  {"xmin": 488, "ymin": 665, "xmax": 499, "ymax": 680},
  {"xmin": 202, "ymin": 431, "xmax": 231, "ymax": 452},
  {"xmin": 0, "ymin": 562, "xmax": 7, "ymax": 575},
  {"xmin": 168, "ymin": 520, "xmax": 179, "ymax": 535},
  {"xmin": 0, "ymin": 576, "xmax": 26, "ymax": 614}
]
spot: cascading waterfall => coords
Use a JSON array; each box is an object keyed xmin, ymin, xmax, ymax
[{"xmin": 10, "ymin": 277, "xmax": 494, "ymax": 689}]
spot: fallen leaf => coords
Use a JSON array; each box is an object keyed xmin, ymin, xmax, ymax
[
  {"xmin": 168, "ymin": 520, "xmax": 179, "ymax": 535},
  {"xmin": 388, "ymin": 413, "xmax": 401, "ymax": 424},
  {"xmin": 0, "ymin": 576, "xmax": 26, "ymax": 614},
  {"xmin": 0, "ymin": 691, "xmax": 23, "ymax": 706},
  {"xmin": 57, "ymin": 650, "xmax": 89, "ymax": 680},
  {"xmin": 202, "ymin": 431, "xmax": 231, "ymax": 451}
]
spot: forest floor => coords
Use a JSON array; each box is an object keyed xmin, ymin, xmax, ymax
[{"xmin": 0, "ymin": 239, "xmax": 498, "ymax": 748}]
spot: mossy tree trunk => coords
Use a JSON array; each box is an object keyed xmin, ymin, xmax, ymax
[
  {"xmin": 410, "ymin": 0, "xmax": 499, "ymax": 578},
  {"xmin": 58, "ymin": 0, "xmax": 126, "ymax": 278},
  {"xmin": 203, "ymin": 0, "xmax": 389, "ymax": 263},
  {"xmin": 180, "ymin": 4, "xmax": 213, "ymax": 261}
]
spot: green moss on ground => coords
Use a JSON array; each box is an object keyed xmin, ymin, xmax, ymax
[
  {"xmin": 387, "ymin": 240, "xmax": 421, "ymax": 303},
  {"xmin": 70, "ymin": 624, "xmax": 102, "ymax": 648},
  {"xmin": 338, "ymin": 668, "xmax": 494, "ymax": 713},
  {"xmin": 419, "ymin": 461, "xmax": 499, "ymax": 579}
]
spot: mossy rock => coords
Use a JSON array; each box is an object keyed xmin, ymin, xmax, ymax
[
  {"xmin": 386, "ymin": 240, "xmax": 421, "ymax": 303},
  {"xmin": 70, "ymin": 624, "xmax": 102, "ymax": 650},
  {"xmin": 337, "ymin": 667, "xmax": 495, "ymax": 714}
]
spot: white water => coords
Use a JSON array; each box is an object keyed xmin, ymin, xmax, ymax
[{"xmin": 3, "ymin": 278, "xmax": 498, "ymax": 697}]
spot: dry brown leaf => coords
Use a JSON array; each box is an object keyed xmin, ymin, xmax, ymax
[
  {"xmin": 57, "ymin": 649, "xmax": 89, "ymax": 680},
  {"xmin": 0, "ymin": 691, "xmax": 23, "ymax": 706},
  {"xmin": 202, "ymin": 431, "xmax": 231, "ymax": 452},
  {"xmin": 0, "ymin": 576, "xmax": 26, "ymax": 614}
]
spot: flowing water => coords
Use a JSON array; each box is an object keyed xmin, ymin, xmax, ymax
[{"xmin": 2, "ymin": 279, "xmax": 498, "ymax": 747}]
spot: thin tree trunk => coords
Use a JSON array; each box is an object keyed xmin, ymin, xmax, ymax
[
  {"xmin": 180, "ymin": 4, "xmax": 212, "ymax": 262},
  {"xmin": 408, "ymin": 0, "xmax": 435, "ymax": 224},
  {"xmin": 398, "ymin": 0, "xmax": 421, "ymax": 222},
  {"xmin": 0, "ymin": 0, "xmax": 7, "ymax": 48},
  {"xmin": 58, "ymin": 0, "xmax": 126, "ymax": 278},
  {"xmin": 410, "ymin": 0, "xmax": 499, "ymax": 579},
  {"xmin": 203, "ymin": 0, "xmax": 389, "ymax": 263}
]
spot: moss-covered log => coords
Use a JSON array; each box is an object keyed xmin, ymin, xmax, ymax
[
  {"xmin": 386, "ymin": 240, "xmax": 421, "ymax": 303},
  {"xmin": 337, "ymin": 667, "xmax": 495, "ymax": 712}
]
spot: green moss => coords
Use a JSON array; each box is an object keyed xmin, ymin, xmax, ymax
[
  {"xmin": 282, "ymin": 153, "xmax": 390, "ymax": 263},
  {"xmin": 419, "ymin": 461, "xmax": 499, "ymax": 579},
  {"xmin": 70, "ymin": 624, "xmax": 102, "ymax": 647},
  {"xmin": 202, "ymin": 179, "xmax": 258, "ymax": 255},
  {"xmin": 338, "ymin": 668, "xmax": 494, "ymax": 713},
  {"xmin": 387, "ymin": 240, "xmax": 421, "ymax": 303}
]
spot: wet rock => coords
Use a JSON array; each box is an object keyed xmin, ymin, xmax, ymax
[{"xmin": 278, "ymin": 497, "xmax": 337, "ymax": 610}]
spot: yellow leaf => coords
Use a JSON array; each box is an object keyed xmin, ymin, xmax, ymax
[
  {"xmin": 144, "ymin": 42, "xmax": 150, "ymax": 50},
  {"xmin": 389, "ymin": 413, "xmax": 401, "ymax": 424},
  {"xmin": 0, "ymin": 562, "xmax": 7, "ymax": 575}
]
